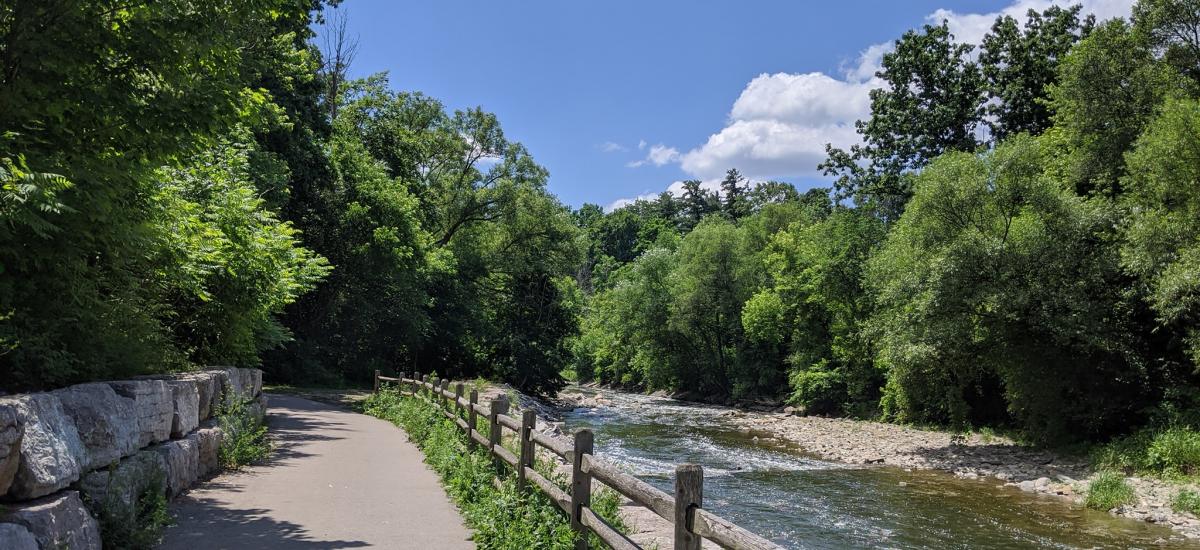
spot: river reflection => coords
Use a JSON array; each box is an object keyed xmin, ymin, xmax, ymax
[{"xmin": 559, "ymin": 388, "xmax": 1197, "ymax": 549}]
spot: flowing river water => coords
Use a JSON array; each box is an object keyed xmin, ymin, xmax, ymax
[{"xmin": 558, "ymin": 388, "xmax": 1196, "ymax": 549}]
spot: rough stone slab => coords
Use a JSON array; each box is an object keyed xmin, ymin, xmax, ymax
[
  {"xmin": 153, "ymin": 438, "xmax": 199, "ymax": 498},
  {"xmin": 0, "ymin": 523, "xmax": 38, "ymax": 550},
  {"xmin": 237, "ymin": 368, "xmax": 263, "ymax": 398},
  {"xmin": 76, "ymin": 448, "xmax": 167, "ymax": 526},
  {"xmin": 211, "ymin": 368, "xmax": 237, "ymax": 410},
  {"xmin": 108, "ymin": 380, "xmax": 172, "ymax": 447},
  {"xmin": 188, "ymin": 426, "xmax": 223, "ymax": 477},
  {"xmin": 2, "ymin": 394, "xmax": 87, "ymax": 500},
  {"xmin": 164, "ymin": 379, "xmax": 200, "ymax": 439},
  {"xmin": 246, "ymin": 394, "xmax": 268, "ymax": 424},
  {"xmin": 187, "ymin": 372, "xmax": 221, "ymax": 421},
  {"xmin": 3, "ymin": 490, "xmax": 101, "ymax": 550},
  {"xmin": 0, "ymin": 401, "xmax": 22, "ymax": 496},
  {"xmin": 52, "ymin": 383, "xmax": 139, "ymax": 470}
]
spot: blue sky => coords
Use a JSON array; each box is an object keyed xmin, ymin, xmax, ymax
[{"xmin": 325, "ymin": 0, "xmax": 1134, "ymax": 210}]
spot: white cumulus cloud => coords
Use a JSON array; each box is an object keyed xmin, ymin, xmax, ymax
[
  {"xmin": 607, "ymin": 0, "xmax": 1136, "ymax": 207},
  {"xmin": 930, "ymin": 0, "xmax": 1133, "ymax": 46}
]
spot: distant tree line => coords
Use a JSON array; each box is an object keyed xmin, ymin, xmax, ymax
[{"xmin": 571, "ymin": 0, "xmax": 1200, "ymax": 443}]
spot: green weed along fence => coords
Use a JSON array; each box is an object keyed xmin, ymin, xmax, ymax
[{"xmin": 375, "ymin": 371, "xmax": 783, "ymax": 550}]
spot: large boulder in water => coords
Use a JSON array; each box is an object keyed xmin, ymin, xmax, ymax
[
  {"xmin": 164, "ymin": 379, "xmax": 199, "ymax": 439},
  {"xmin": 2, "ymin": 393, "xmax": 87, "ymax": 500},
  {"xmin": 52, "ymin": 383, "xmax": 139, "ymax": 470},
  {"xmin": 1, "ymin": 490, "xmax": 101, "ymax": 550},
  {"xmin": 107, "ymin": 380, "xmax": 172, "ymax": 447},
  {"xmin": 0, "ymin": 401, "xmax": 22, "ymax": 496}
]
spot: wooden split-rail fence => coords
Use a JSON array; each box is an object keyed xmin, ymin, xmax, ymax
[{"xmin": 374, "ymin": 371, "xmax": 784, "ymax": 550}]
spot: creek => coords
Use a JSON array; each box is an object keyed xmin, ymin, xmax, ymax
[{"xmin": 559, "ymin": 388, "xmax": 1195, "ymax": 549}]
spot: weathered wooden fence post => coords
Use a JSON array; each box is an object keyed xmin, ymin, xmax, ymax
[
  {"xmin": 373, "ymin": 369, "xmax": 380, "ymax": 393},
  {"xmin": 430, "ymin": 375, "xmax": 439, "ymax": 403},
  {"xmin": 571, "ymin": 428, "xmax": 594, "ymax": 550},
  {"xmin": 454, "ymin": 383, "xmax": 465, "ymax": 418},
  {"xmin": 674, "ymin": 464, "xmax": 703, "ymax": 550},
  {"xmin": 408, "ymin": 372, "xmax": 417, "ymax": 396},
  {"xmin": 489, "ymin": 396, "xmax": 509, "ymax": 471},
  {"xmin": 467, "ymin": 389, "xmax": 479, "ymax": 449},
  {"xmin": 518, "ymin": 409, "xmax": 536, "ymax": 493},
  {"xmin": 440, "ymin": 379, "xmax": 450, "ymax": 410},
  {"xmin": 488, "ymin": 396, "xmax": 508, "ymax": 449}
]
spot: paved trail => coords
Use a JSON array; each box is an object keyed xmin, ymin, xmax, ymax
[{"xmin": 160, "ymin": 394, "xmax": 473, "ymax": 549}]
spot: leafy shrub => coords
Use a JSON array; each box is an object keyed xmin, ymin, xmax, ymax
[
  {"xmin": 85, "ymin": 471, "xmax": 172, "ymax": 549},
  {"xmin": 1085, "ymin": 471, "xmax": 1136, "ymax": 510},
  {"xmin": 1173, "ymin": 489, "xmax": 1200, "ymax": 515},
  {"xmin": 1094, "ymin": 426, "xmax": 1200, "ymax": 477},
  {"xmin": 364, "ymin": 389, "xmax": 627, "ymax": 549},
  {"xmin": 217, "ymin": 397, "xmax": 270, "ymax": 469},
  {"xmin": 1146, "ymin": 427, "xmax": 1200, "ymax": 475}
]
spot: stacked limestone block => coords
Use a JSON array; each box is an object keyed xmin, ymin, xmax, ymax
[{"xmin": 0, "ymin": 368, "xmax": 265, "ymax": 549}]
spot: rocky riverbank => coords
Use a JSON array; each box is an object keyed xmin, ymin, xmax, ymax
[{"xmin": 556, "ymin": 387, "xmax": 1200, "ymax": 541}]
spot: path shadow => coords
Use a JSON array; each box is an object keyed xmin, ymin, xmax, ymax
[
  {"xmin": 260, "ymin": 395, "xmax": 352, "ymax": 465},
  {"xmin": 160, "ymin": 501, "xmax": 369, "ymax": 549}
]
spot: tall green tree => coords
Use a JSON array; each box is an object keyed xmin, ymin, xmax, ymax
[
  {"xmin": 821, "ymin": 22, "xmax": 984, "ymax": 221},
  {"xmin": 1047, "ymin": 18, "xmax": 1181, "ymax": 196},
  {"xmin": 720, "ymin": 168, "xmax": 749, "ymax": 220},
  {"xmin": 743, "ymin": 209, "xmax": 884, "ymax": 415},
  {"xmin": 1122, "ymin": 97, "xmax": 1200, "ymax": 371},
  {"xmin": 868, "ymin": 137, "xmax": 1147, "ymax": 441},
  {"xmin": 0, "ymin": 0, "xmax": 326, "ymax": 390},
  {"xmin": 1134, "ymin": 0, "xmax": 1200, "ymax": 82},
  {"xmin": 980, "ymin": 5, "xmax": 1094, "ymax": 140}
]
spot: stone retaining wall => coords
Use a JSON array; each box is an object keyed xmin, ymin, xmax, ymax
[{"xmin": 0, "ymin": 368, "xmax": 265, "ymax": 549}]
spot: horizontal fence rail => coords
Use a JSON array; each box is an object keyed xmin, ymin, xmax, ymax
[{"xmin": 374, "ymin": 371, "xmax": 784, "ymax": 550}]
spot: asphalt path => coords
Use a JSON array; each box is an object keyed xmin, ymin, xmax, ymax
[{"xmin": 159, "ymin": 394, "xmax": 473, "ymax": 549}]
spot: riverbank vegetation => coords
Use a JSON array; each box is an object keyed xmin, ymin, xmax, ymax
[
  {"xmin": 570, "ymin": 0, "xmax": 1200, "ymax": 453},
  {"xmin": 363, "ymin": 388, "xmax": 627, "ymax": 549},
  {"xmin": 1085, "ymin": 472, "xmax": 1137, "ymax": 510}
]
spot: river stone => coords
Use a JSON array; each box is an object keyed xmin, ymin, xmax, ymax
[
  {"xmin": 154, "ymin": 438, "xmax": 199, "ymax": 498},
  {"xmin": 0, "ymin": 402, "xmax": 22, "ymax": 496},
  {"xmin": 2, "ymin": 491, "xmax": 101, "ymax": 550},
  {"xmin": 76, "ymin": 449, "xmax": 167, "ymax": 525},
  {"xmin": 189, "ymin": 426, "xmax": 223, "ymax": 477},
  {"xmin": 165, "ymin": 379, "xmax": 200, "ymax": 439},
  {"xmin": 0, "ymin": 523, "xmax": 37, "ymax": 550},
  {"xmin": 52, "ymin": 383, "xmax": 139, "ymax": 471},
  {"xmin": 3, "ymin": 393, "xmax": 87, "ymax": 500},
  {"xmin": 108, "ymin": 380, "xmax": 172, "ymax": 447}
]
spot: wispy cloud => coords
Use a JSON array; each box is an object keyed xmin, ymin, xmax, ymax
[
  {"xmin": 599, "ymin": 141, "xmax": 627, "ymax": 153},
  {"xmin": 626, "ymin": 144, "xmax": 681, "ymax": 168}
]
